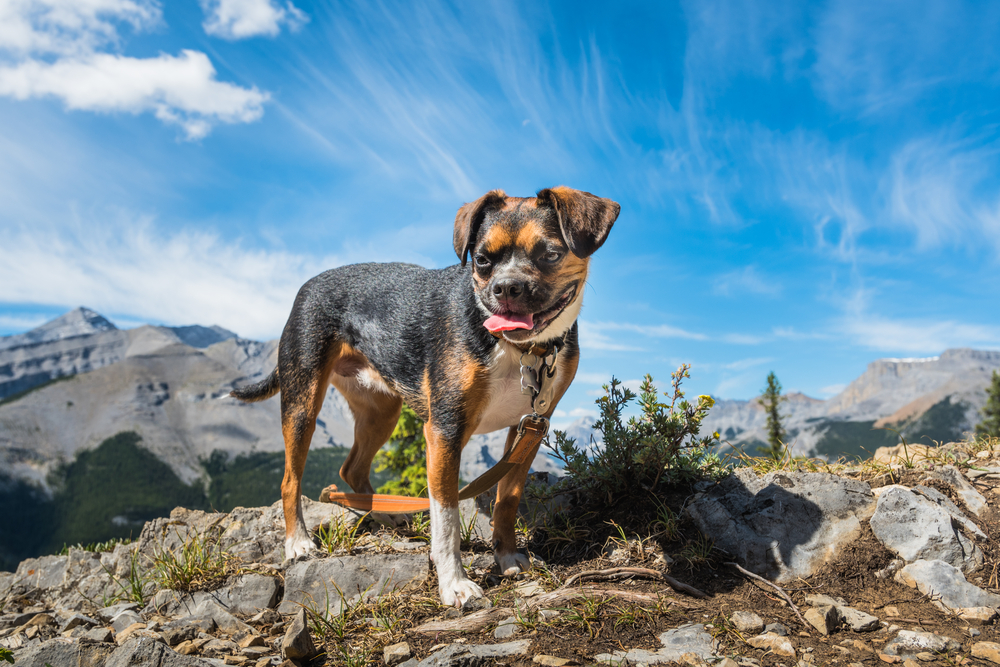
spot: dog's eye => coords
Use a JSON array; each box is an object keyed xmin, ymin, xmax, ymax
[
  {"xmin": 474, "ymin": 254, "xmax": 491, "ymax": 269},
  {"xmin": 542, "ymin": 251, "xmax": 562, "ymax": 263}
]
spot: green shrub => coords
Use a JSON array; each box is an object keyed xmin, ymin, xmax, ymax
[{"xmin": 546, "ymin": 364, "xmax": 725, "ymax": 499}]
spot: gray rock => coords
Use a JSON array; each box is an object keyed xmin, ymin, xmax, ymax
[
  {"xmin": 730, "ymin": 611, "xmax": 764, "ymax": 635},
  {"xmin": 198, "ymin": 574, "xmax": 280, "ymax": 615},
  {"xmin": 912, "ymin": 485, "xmax": 987, "ymax": 540},
  {"xmin": 838, "ymin": 606, "xmax": 880, "ymax": 632},
  {"xmin": 279, "ymin": 553, "xmax": 429, "ymax": 614},
  {"xmin": 415, "ymin": 640, "xmax": 531, "ymax": 667},
  {"xmin": 766, "ymin": 622, "xmax": 789, "ymax": 636},
  {"xmin": 11, "ymin": 637, "xmax": 114, "ymax": 667},
  {"xmin": 804, "ymin": 606, "xmax": 838, "ymax": 636},
  {"xmin": 161, "ymin": 621, "xmax": 199, "ymax": 646},
  {"xmin": 112, "ymin": 610, "xmax": 144, "ymax": 634},
  {"xmin": 97, "ymin": 602, "xmax": 139, "ymax": 624},
  {"xmin": 280, "ymin": 608, "xmax": 318, "ymax": 661},
  {"xmin": 747, "ymin": 632, "xmax": 796, "ymax": 657},
  {"xmin": 384, "ymin": 641, "xmax": 412, "ymax": 666},
  {"xmin": 929, "ymin": 466, "xmax": 989, "ymax": 518},
  {"xmin": 81, "ymin": 626, "xmax": 114, "ymax": 643},
  {"xmin": 594, "ymin": 623, "xmax": 719, "ymax": 665},
  {"xmin": 870, "ymin": 486, "xmax": 982, "ymax": 573},
  {"xmin": 493, "ymin": 615, "xmax": 520, "ymax": 639},
  {"xmin": 147, "ymin": 591, "xmax": 248, "ymax": 635},
  {"xmin": 59, "ymin": 613, "xmax": 99, "ymax": 633},
  {"xmin": 882, "ymin": 629, "xmax": 961, "ymax": 657},
  {"xmin": 895, "ymin": 559, "xmax": 1000, "ymax": 611},
  {"xmin": 685, "ymin": 470, "xmax": 875, "ymax": 582},
  {"xmin": 458, "ymin": 498, "xmax": 493, "ymax": 543},
  {"xmin": 106, "ymin": 636, "xmax": 216, "ymax": 666}
]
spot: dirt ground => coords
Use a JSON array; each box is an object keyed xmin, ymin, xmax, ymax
[{"xmin": 307, "ymin": 465, "xmax": 1000, "ymax": 667}]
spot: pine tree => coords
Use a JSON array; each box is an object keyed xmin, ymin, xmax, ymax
[
  {"xmin": 374, "ymin": 404, "xmax": 428, "ymax": 497},
  {"xmin": 757, "ymin": 371, "xmax": 787, "ymax": 460},
  {"xmin": 976, "ymin": 370, "xmax": 1000, "ymax": 439}
]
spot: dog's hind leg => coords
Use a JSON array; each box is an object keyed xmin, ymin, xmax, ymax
[
  {"xmin": 278, "ymin": 348, "xmax": 337, "ymax": 560},
  {"xmin": 492, "ymin": 425, "xmax": 540, "ymax": 576},
  {"xmin": 332, "ymin": 374, "xmax": 404, "ymax": 525},
  {"xmin": 425, "ymin": 421, "xmax": 484, "ymax": 607}
]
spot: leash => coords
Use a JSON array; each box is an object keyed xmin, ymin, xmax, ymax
[{"xmin": 324, "ymin": 336, "xmax": 565, "ymax": 514}]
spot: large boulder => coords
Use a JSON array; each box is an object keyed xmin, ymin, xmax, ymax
[
  {"xmin": 870, "ymin": 486, "xmax": 982, "ymax": 573},
  {"xmin": 685, "ymin": 470, "xmax": 876, "ymax": 582},
  {"xmin": 279, "ymin": 553, "xmax": 430, "ymax": 613}
]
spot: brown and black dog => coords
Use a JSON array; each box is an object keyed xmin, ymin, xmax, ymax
[{"xmin": 232, "ymin": 187, "xmax": 619, "ymax": 606}]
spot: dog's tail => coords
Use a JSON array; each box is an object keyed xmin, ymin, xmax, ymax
[{"xmin": 230, "ymin": 368, "xmax": 280, "ymax": 403}]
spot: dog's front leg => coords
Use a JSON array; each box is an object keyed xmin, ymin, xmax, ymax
[{"xmin": 424, "ymin": 421, "xmax": 484, "ymax": 607}]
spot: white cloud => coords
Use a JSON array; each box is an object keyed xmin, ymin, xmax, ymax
[
  {"xmin": 201, "ymin": 0, "xmax": 307, "ymax": 40},
  {"xmin": 586, "ymin": 320, "xmax": 707, "ymax": 341},
  {"xmin": 0, "ymin": 51, "xmax": 268, "ymax": 139},
  {"xmin": 0, "ymin": 0, "xmax": 269, "ymax": 138},
  {"xmin": 0, "ymin": 313, "xmax": 50, "ymax": 333},
  {"xmin": 713, "ymin": 266, "xmax": 782, "ymax": 297},
  {"xmin": 0, "ymin": 0, "xmax": 160, "ymax": 56},
  {"xmin": 818, "ymin": 383, "xmax": 847, "ymax": 398},
  {"xmin": 842, "ymin": 315, "xmax": 1000, "ymax": 354},
  {"xmin": 0, "ymin": 217, "xmax": 339, "ymax": 341}
]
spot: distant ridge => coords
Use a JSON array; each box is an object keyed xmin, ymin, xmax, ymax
[{"xmin": 0, "ymin": 307, "xmax": 115, "ymax": 351}]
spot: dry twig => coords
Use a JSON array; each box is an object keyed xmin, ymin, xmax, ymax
[
  {"xmin": 725, "ymin": 562, "xmax": 810, "ymax": 632},
  {"xmin": 563, "ymin": 566, "xmax": 709, "ymax": 599}
]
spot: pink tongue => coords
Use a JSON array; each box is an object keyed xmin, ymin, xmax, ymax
[{"xmin": 484, "ymin": 313, "xmax": 534, "ymax": 332}]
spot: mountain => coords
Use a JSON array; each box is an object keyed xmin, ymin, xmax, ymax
[
  {"xmin": 704, "ymin": 349, "xmax": 1000, "ymax": 460},
  {"xmin": 0, "ymin": 308, "xmax": 597, "ymax": 568}
]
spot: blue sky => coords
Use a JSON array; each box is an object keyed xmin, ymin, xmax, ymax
[{"xmin": 2, "ymin": 0, "xmax": 1000, "ymax": 424}]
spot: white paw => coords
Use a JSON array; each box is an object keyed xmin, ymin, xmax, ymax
[
  {"xmin": 438, "ymin": 572, "xmax": 484, "ymax": 608},
  {"xmin": 495, "ymin": 551, "xmax": 531, "ymax": 577},
  {"xmin": 284, "ymin": 532, "xmax": 315, "ymax": 561}
]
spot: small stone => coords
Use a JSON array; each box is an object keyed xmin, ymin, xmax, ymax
[
  {"xmin": 280, "ymin": 609, "xmax": 318, "ymax": 661},
  {"xmin": 111, "ymin": 610, "xmax": 143, "ymax": 635},
  {"xmin": 115, "ymin": 622, "xmax": 147, "ymax": 644},
  {"xmin": 969, "ymin": 628, "xmax": 982, "ymax": 638},
  {"xmin": 804, "ymin": 606, "xmax": 838, "ymax": 636},
  {"xmin": 747, "ymin": 632, "xmax": 796, "ymax": 657},
  {"xmin": 532, "ymin": 656, "xmax": 576, "ymax": 667},
  {"xmin": 903, "ymin": 660, "xmax": 920, "ymax": 667},
  {"xmin": 384, "ymin": 641, "xmax": 411, "ymax": 666},
  {"xmin": 174, "ymin": 639, "xmax": 198, "ymax": 655},
  {"xmin": 255, "ymin": 659, "xmax": 273, "ymax": 667},
  {"xmin": 25, "ymin": 613, "xmax": 55, "ymax": 627},
  {"xmin": 249, "ymin": 609, "xmax": 281, "ymax": 626},
  {"xmin": 972, "ymin": 642, "xmax": 1000, "ymax": 664},
  {"xmin": 885, "ymin": 606, "xmax": 900, "ymax": 617},
  {"xmin": 81, "ymin": 626, "xmax": 114, "ymax": 643},
  {"xmin": 539, "ymin": 609, "xmax": 560, "ymax": 621},
  {"xmin": 878, "ymin": 654, "xmax": 901, "ymax": 664},
  {"xmin": 839, "ymin": 606, "xmax": 881, "ymax": 632},
  {"xmin": 224, "ymin": 656, "xmax": 249, "ymax": 665},
  {"xmin": 958, "ymin": 606, "xmax": 998, "ymax": 622},
  {"xmin": 239, "ymin": 634, "xmax": 266, "ymax": 648},
  {"xmin": 883, "ymin": 630, "xmax": 962, "ymax": 657},
  {"xmin": 162, "ymin": 624, "xmax": 197, "ymax": 646},
  {"xmin": 914, "ymin": 653, "xmax": 935, "ymax": 662},
  {"xmin": 765, "ymin": 622, "xmax": 789, "ymax": 636},
  {"xmin": 717, "ymin": 660, "xmax": 740, "ymax": 667},
  {"xmin": 59, "ymin": 613, "xmax": 99, "ymax": 633},
  {"xmin": 241, "ymin": 646, "xmax": 271, "ymax": 658},
  {"xmin": 850, "ymin": 639, "xmax": 873, "ymax": 653},
  {"xmin": 493, "ymin": 615, "xmax": 521, "ymax": 639},
  {"xmin": 730, "ymin": 611, "xmax": 764, "ymax": 635}
]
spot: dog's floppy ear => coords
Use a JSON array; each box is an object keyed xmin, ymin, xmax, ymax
[
  {"xmin": 454, "ymin": 189, "xmax": 506, "ymax": 266},
  {"xmin": 536, "ymin": 186, "xmax": 620, "ymax": 258}
]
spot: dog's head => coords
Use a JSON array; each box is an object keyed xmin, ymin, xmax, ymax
[{"xmin": 454, "ymin": 186, "xmax": 620, "ymax": 344}]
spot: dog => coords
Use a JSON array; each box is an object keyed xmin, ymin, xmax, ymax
[{"xmin": 231, "ymin": 186, "xmax": 619, "ymax": 606}]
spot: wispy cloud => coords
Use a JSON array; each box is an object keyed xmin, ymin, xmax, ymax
[
  {"xmin": 0, "ymin": 0, "xmax": 269, "ymax": 138},
  {"xmin": 712, "ymin": 266, "xmax": 782, "ymax": 297},
  {"xmin": 201, "ymin": 0, "xmax": 307, "ymax": 40},
  {"xmin": 0, "ymin": 215, "xmax": 338, "ymax": 340}
]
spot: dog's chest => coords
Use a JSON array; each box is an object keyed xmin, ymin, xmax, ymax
[{"xmin": 473, "ymin": 345, "xmax": 533, "ymax": 435}]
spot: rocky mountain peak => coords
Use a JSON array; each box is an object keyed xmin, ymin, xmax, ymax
[{"xmin": 0, "ymin": 307, "xmax": 117, "ymax": 352}]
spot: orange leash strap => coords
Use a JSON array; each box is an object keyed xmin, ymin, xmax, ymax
[{"xmin": 325, "ymin": 413, "xmax": 549, "ymax": 514}]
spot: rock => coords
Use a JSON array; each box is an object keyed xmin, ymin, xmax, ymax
[
  {"xmin": 111, "ymin": 610, "xmax": 144, "ymax": 634},
  {"xmin": 198, "ymin": 574, "xmax": 280, "ymax": 616},
  {"xmin": 202, "ymin": 637, "xmax": 239, "ymax": 657},
  {"xmin": 901, "ymin": 660, "xmax": 919, "ymax": 667},
  {"xmin": 958, "ymin": 607, "xmax": 998, "ymax": 622},
  {"xmin": 747, "ymin": 632, "xmax": 796, "ymax": 657},
  {"xmin": 97, "ymin": 602, "xmax": 140, "ymax": 624},
  {"xmin": 839, "ymin": 606, "xmax": 880, "ymax": 632},
  {"xmin": 458, "ymin": 497, "xmax": 493, "ymax": 543},
  {"xmin": 869, "ymin": 486, "xmax": 982, "ymax": 573},
  {"xmin": 59, "ymin": 613, "xmax": 99, "ymax": 633},
  {"xmin": 81, "ymin": 626, "xmax": 114, "ymax": 643},
  {"xmin": 279, "ymin": 553, "xmax": 429, "ymax": 614},
  {"xmin": 804, "ymin": 606, "xmax": 838, "ymax": 636},
  {"xmin": 911, "ymin": 486, "xmax": 986, "ymax": 540},
  {"xmin": 593, "ymin": 623, "xmax": 719, "ymax": 664},
  {"xmin": 730, "ymin": 611, "xmax": 764, "ymax": 635},
  {"xmin": 115, "ymin": 622, "xmax": 148, "ymax": 644},
  {"xmin": 162, "ymin": 622, "xmax": 199, "ymax": 646},
  {"xmin": 106, "ymin": 636, "xmax": 215, "ymax": 666},
  {"xmin": 685, "ymin": 470, "xmax": 875, "ymax": 582},
  {"xmin": 929, "ymin": 466, "xmax": 989, "ymax": 517},
  {"xmin": 533, "ymin": 656, "xmax": 576, "ymax": 667},
  {"xmin": 804, "ymin": 593, "xmax": 846, "ymax": 606},
  {"xmin": 493, "ymin": 615, "xmax": 520, "ymax": 639},
  {"xmin": 410, "ymin": 607, "xmax": 513, "ymax": 635},
  {"xmin": 882, "ymin": 630, "xmax": 961, "ymax": 657},
  {"xmin": 248, "ymin": 609, "xmax": 281, "ymax": 625},
  {"xmin": 280, "ymin": 609, "xmax": 318, "ymax": 661},
  {"xmin": 384, "ymin": 641, "xmax": 412, "ymax": 666},
  {"xmin": 973, "ymin": 642, "xmax": 1000, "ymax": 664},
  {"xmin": 765, "ymin": 622, "xmax": 789, "ymax": 636},
  {"xmin": 895, "ymin": 559, "xmax": 1000, "ymax": 611},
  {"xmin": 10, "ymin": 637, "xmax": 115, "ymax": 667},
  {"xmin": 413, "ymin": 640, "xmax": 531, "ymax": 666}
]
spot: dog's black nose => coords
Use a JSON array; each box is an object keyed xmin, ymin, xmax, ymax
[{"xmin": 492, "ymin": 278, "xmax": 525, "ymax": 299}]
